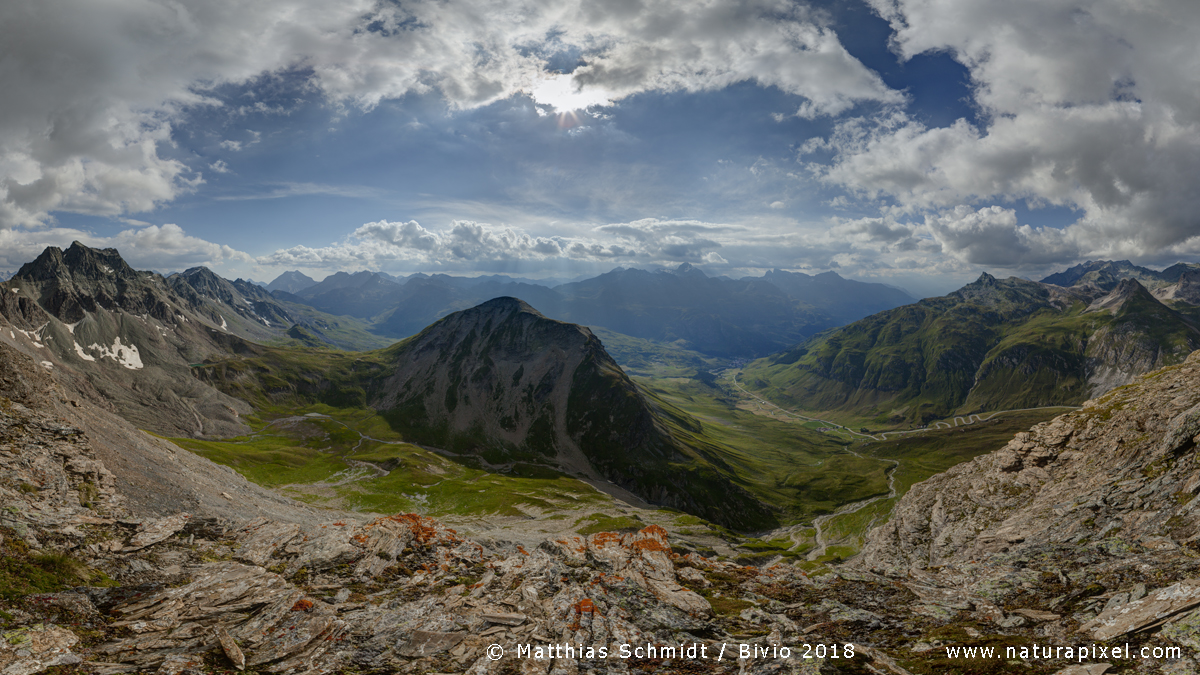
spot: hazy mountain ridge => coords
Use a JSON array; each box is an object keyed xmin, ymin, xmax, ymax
[
  {"xmin": 265, "ymin": 263, "xmax": 916, "ymax": 357},
  {"xmin": 745, "ymin": 271, "xmax": 1200, "ymax": 425},
  {"xmin": 1041, "ymin": 259, "xmax": 1200, "ymax": 291}
]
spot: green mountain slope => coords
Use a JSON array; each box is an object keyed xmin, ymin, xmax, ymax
[
  {"xmin": 743, "ymin": 274, "xmax": 1200, "ymax": 426},
  {"xmin": 194, "ymin": 297, "xmax": 776, "ymax": 529}
]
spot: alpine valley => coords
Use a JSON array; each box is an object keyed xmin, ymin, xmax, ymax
[{"xmin": 6, "ymin": 244, "xmax": 1200, "ymax": 674}]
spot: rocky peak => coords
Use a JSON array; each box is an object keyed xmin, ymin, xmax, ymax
[
  {"xmin": 15, "ymin": 242, "xmax": 139, "ymax": 285},
  {"xmin": 1154, "ymin": 268, "xmax": 1200, "ymax": 305},
  {"xmin": 266, "ymin": 270, "xmax": 317, "ymax": 294},
  {"xmin": 371, "ymin": 297, "xmax": 772, "ymax": 527},
  {"xmin": 950, "ymin": 273, "xmax": 1049, "ymax": 314},
  {"xmin": 9, "ymin": 243, "xmax": 163, "ymax": 324},
  {"xmin": 1087, "ymin": 276, "xmax": 1157, "ymax": 314},
  {"xmin": 669, "ymin": 262, "xmax": 707, "ymax": 278}
]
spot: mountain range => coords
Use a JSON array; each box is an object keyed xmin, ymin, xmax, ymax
[
  {"xmin": 7, "ymin": 249, "xmax": 1200, "ymax": 673},
  {"xmin": 0, "ymin": 243, "xmax": 776, "ymax": 527},
  {"xmin": 267, "ymin": 263, "xmax": 917, "ymax": 357},
  {"xmin": 744, "ymin": 264, "xmax": 1200, "ymax": 426}
]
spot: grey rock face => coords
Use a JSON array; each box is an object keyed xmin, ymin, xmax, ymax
[{"xmin": 858, "ymin": 349, "xmax": 1200, "ymax": 572}]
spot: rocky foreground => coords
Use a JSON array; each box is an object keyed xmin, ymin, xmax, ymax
[{"xmin": 8, "ymin": 347, "xmax": 1200, "ymax": 673}]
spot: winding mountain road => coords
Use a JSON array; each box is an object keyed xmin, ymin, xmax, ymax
[
  {"xmin": 731, "ymin": 369, "xmax": 1080, "ymax": 559},
  {"xmin": 806, "ymin": 447, "xmax": 899, "ymax": 561}
]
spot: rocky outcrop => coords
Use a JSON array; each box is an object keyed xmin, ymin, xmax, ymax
[{"xmin": 858, "ymin": 350, "xmax": 1200, "ymax": 571}]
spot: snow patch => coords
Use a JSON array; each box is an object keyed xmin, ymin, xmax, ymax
[
  {"xmin": 14, "ymin": 327, "xmax": 44, "ymax": 348},
  {"xmin": 88, "ymin": 337, "xmax": 144, "ymax": 370},
  {"xmin": 40, "ymin": 361, "xmax": 53, "ymax": 370},
  {"xmin": 65, "ymin": 321, "xmax": 80, "ymax": 334},
  {"xmin": 10, "ymin": 288, "xmax": 17, "ymax": 294},
  {"xmin": 74, "ymin": 342, "xmax": 96, "ymax": 361},
  {"xmin": 219, "ymin": 316, "xmax": 228, "ymax": 331}
]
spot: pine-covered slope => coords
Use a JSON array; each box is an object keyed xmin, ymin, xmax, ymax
[{"xmin": 743, "ymin": 273, "xmax": 1200, "ymax": 425}]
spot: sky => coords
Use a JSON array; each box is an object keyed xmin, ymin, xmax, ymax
[{"xmin": 2, "ymin": 0, "xmax": 1199, "ymax": 298}]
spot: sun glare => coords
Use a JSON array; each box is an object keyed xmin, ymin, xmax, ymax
[{"xmin": 529, "ymin": 73, "xmax": 613, "ymax": 116}]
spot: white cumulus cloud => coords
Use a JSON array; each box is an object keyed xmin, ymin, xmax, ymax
[
  {"xmin": 814, "ymin": 0, "xmax": 1200, "ymax": 266},
  {"xmin": 0, "ymin": 0, "xmax": 898, "ymax": 229},
  {"xmin": 0, "ymin": 223, "xmax": 251, "ymax": 273}
]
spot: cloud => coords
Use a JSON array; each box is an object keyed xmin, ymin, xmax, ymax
[
  {"xmin": 0, "ymin": 0, "xmax": 898, "ymax": 229},
  {"xmin": 260, "ymin": 217, "xmax": 748, "ymax": 270},
  {"xmin": 812, "ymin": 0, "xmax": 1200, "ymax": 264},
  {"xmin": 261, "ymin": 219, "xmax": 570, "ymax": 268},
  {"xmin": 924, "ymin": 206, "xmax": 1079, "ymax": 267},
  {"xmin": 0, "ymin": 223, "xmax": 251, "ymax": 273}
]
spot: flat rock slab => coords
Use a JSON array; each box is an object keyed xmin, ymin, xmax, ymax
[
  {"xmin": 125, "ymin": 513, "xmax": 189, "ymax": 550},
  {"xmin": 215, "ymin": 625, "xmax": 245, "ymax": 670},
  {"xmin": 1082, "ymin": 578, "xmax": 1200, "ymax": 640},
  {"xmin": 397, "ymin": 631, "xmax": 466, "ymax": 657},
  {"xmin": 1053, "ymin": 665, "xmax": 1111, "ymax": 675},
  {"xmin": 1013, "ymin": 608, "xmax": 1061, "ymax": 622},
  {"xmin": 481, "ymin": 612, "xmax": 526, "ymax": 626},
  {"xmin": 903, "ymin": 583, "xmax": 975, "ymax": 610}
]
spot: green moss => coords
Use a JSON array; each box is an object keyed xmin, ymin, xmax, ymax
[
  {"xmin": 706, "ymin": 595, "xmax": 752, "ymax": 616},
  {"xmin": 0, "ymin": 541, "xmax": 111, "ymax": 600}
]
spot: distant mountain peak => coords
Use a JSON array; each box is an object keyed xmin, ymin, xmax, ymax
[
  {"xmin": 266, "ymin": 270, "xmax": 317, "ymax": 295},
  {"xmin": 181, "ymin": 266, "xmax": 221, "ymax": 280},
  {"xmin": 669, "ymin": 262, "xmax": 707, "ymax": 277},
  {"xmin": 1088, "ymin": 277, "xmax": 1157, "ymax": 314},
  {"xmin": 471, "ymin": 295, "xmax": 544, "ymax": 318}
]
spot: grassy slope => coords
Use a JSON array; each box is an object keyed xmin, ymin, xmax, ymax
[
  {"xmin": 589, "ymin": 326, "xmax": 724, "ymax": 377},
  {"xmin": 742, "ymin": 297, "xmax": 1105, "ymax": 429},
  {"xmin": 271, "ymin": 300, "xmax": 397, "ymax": 351},
  {"xmin": 170, "ymin": 404, "xmax": 610, "ymax": 519},
  {"xmin": 638, "ymin": 376, "xmax": 892, "ymax": 524}
]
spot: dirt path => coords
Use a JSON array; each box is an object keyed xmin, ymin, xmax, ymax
[
  {"xmin": 805, "ymin": 448, "xmax": 898, "ymax": 561},
  {"xmin": 731, "ymin": 369, "xmax": 1078, "ymax": 559}
]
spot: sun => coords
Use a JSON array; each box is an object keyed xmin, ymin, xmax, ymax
[{"xmin": 529, "ymin": 73, "xmax": 613, "ymax": 124}]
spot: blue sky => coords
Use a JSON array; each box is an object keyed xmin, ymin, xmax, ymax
[{"xmin": 2, "ymin": 0, "xmax": 1199, "ymax": 297}]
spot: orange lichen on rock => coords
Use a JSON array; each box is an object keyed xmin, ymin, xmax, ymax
[
  {"xmin": 630, "ymin": 537, "xmax": 671, "ymax": 553},
  {"xmin": 291, "ymin": 598, "xmax": 314, "ymax": 612},
  {"xmin": 590, "ymin": 532, "xmax": 622, "ymax": 547},
  {"xmin": 567, "ymin": 597, "xmax": 599, "ymax": 630},
  {"xmin": 387, "ymin": 512, "xmax": 451, "ymax": 545},
  {"xmin": 640, "ymin": 525, "xmax": 669, "ymax": 538}
]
